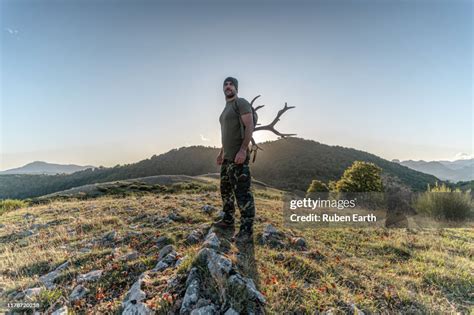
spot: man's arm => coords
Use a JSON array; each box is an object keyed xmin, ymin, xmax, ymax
[
  {"xmin": 234, "ymin": 113, "xmax": 254, "ymax": 164},
  {"xmin": 217, "ymin": 147, "xmax": 224, "ymax": 165}
]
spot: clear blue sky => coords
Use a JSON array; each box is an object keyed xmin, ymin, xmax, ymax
[{"xmin": 1, "ymin": 0, "xmax": 472, "ymax": 170}]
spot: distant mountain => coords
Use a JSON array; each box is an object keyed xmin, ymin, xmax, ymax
[
  {"xmin": 438, "ymin": 159, "xmax": 474, "ymax": 170},
  {"xmin": 396, "ymin": 159, "xmax": 473, "ymax": 182},
  {"xmin": 0, "ymin": 138, "xmax": 439, "ymax": 199},
  {"xmin": 0, "ymin": 161, "xmax": 95, "ymax": 175}
]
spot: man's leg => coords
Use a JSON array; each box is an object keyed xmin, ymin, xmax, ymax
[
  {"xmin": 229, "ymin": 160, "xmax": 255, "ymax": 240},
  {"xmin": 214, "ymin": 160, "xmax": 236, "ymax": 227}
]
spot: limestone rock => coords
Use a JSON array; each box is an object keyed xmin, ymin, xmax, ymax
[
  {"xmin": 180, "ymin": 267, "xmax": 200, "ymax": 315},
  {"xmin": 77, "ymin": 269, "xmax": 103, "ymax": 283},
  {"xmin": 69, "ymin": 284, "xmax": 89, "ymax": 301}
]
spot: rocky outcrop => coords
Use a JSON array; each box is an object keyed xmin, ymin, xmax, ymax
[
  {"xmin": 152, "ymin": 244, "xmax": 178, "ymax": 272},
  {"xmin": 121, "ymin": 272, "xmax": 153, "ymax": 315},
  {"xmin": 77, "ymin": 269, "xmax": 103, "ymax": 283},
  {"xmin": 177, "ymin": 227, "xmax": 266, "ymax": 314},
  {"xmin": 39, "ymin": 261, "xmax": 70, "ymax": 289}
]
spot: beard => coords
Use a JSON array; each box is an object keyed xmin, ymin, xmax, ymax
[{"xmin": 225, "ymin": 90, "xmax": 236, "ymax": 98}]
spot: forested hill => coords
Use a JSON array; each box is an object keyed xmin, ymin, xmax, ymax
[{"xmin": 0, "ymin": 138, "xmax": 438, "ymax": 199}]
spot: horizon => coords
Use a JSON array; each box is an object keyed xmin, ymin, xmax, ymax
[
  {"xmin": 1, "ymin": 0, "xmax": 472, "ymax": 171},
  {"xmin": 1, "ymin": 136, "xmax": 473, "ymax": 172}
]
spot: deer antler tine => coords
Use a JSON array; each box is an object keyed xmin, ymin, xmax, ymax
[
  {"xmin": 254, "ymin": 105, "xmax": 265, "ymax": 111},
  {"xmin": 253, "ymin": 101, "xmax": 296, "ymax": 138},
  {"xmin": 250, "ymin": 95, "xmax": 261, "ymax": 106}
]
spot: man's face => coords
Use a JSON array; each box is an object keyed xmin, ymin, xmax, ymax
[{"xmin": 223, "ymin": 81, "xmax": 237, "ymax": 98}]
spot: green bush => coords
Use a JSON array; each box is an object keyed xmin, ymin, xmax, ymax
[
  {"xmin": 333, "ymin": 161, "xmax": 384, "ymax": 192},
  {"xmin": 0, "ymin": 199, "xmax": 28, "ymax": 215},
  {"xmin": 414, "ymin": 183, "xmax": 473, "ymax": 221},
  {"xmin": 306, "ymin": 179, "xmax": 329, "ymax": 195}
]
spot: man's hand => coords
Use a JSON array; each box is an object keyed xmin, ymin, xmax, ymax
[
  {"xmin": 234, "ymin": 148, "xmax": 247, "ymax": 164},
  {"xmin": 217, "ymin": 151, "xmax": 224, "ymax": 165}
]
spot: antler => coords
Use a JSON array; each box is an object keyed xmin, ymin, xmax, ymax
[
  {"xmin": 247, "ymin": 95, "xmax": 296, "ymax": 162},
  {"xmin": 251, "ymin": 95, "xmax": 265, "ymax": 113},
  {"xmin": 254, "ymin": 101, "xmax": 296, "ymax": 138}
]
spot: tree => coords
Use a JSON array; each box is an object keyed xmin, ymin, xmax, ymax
[
  {"xmin": 333, "ymin": 161, "xmax": 383, "ymax": 192},
  {"xmin": 306, "ymin": 179, "xmax": 329, "ymax": 196}
]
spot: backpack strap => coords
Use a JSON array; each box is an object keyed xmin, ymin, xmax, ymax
[
  {"xmin": 232, "ymin": 98, "xmax": 257, "ymax": 163},
  {"xmin": 231, "ymin": 98, "xmax": 245, "ymax": 139}
]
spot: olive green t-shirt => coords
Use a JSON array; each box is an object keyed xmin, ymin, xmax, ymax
[{"xmin": 219, "ymin": 97, "xmax": 252, "ymax": 160}]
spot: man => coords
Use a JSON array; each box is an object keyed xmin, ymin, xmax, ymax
[{"xmin": 213, "ymin": 76, "xmax": 256, "ymax": 243}]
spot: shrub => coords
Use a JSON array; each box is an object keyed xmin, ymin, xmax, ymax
[
  {"xmin": 0, "ymin": 199, "xmax": 28, "ymax": 215},
  {"xmin": 414, "ymin": 183, "xmax": 473, "ymax": 221},
  {"xmin": 306, "ymin": 180, "xmax": 329, "ymax": 195},
  {"xmin": 333, "ymin": 161, "xmax": 384, "ymax": 192}
]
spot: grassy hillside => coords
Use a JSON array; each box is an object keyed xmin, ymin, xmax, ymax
[
  {"xmin": 0, "ymin": 178, "xmax": 472, "ymax": 314},
  {"xmin": 0, "ymin": 138, "xmax": 439, "ymax": 199}
]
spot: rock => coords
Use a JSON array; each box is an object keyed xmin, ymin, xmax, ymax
[
  {"xmin": 119, "ymin": 251, "xmax": 139, "ymax": 261},
  {"xmin": 0, "ymin": 224, "xmax": 5, "ymax": 228},
  {"xmin": 153, "ymin": 261, "xmax": 169, "ymax": 272},
  {"xmin": 101, "ymin": 230, "xmax": 117, "ymax": 242},
  {"xmin": 126, "ymin": 231, "xmax": 142, "ymax": 239},
  {"xmin": 194, "ymin": 298, "xmax": 213, "ymax": 309},
  {"xmin": 224, "ymin": 308, "xmax": 239, "ymax": 315},
  {"xmin": 19, "ymin": 230, "xmax": 34, "ymax": 237},
  {"xmin": 180, "ymin": 268, "xmax": 200, "ymax": 315},
  {"xmin": 55, "ymin": 261, "xmax": 70, "ymax": 271},
  {"xmin": 156, "ymin": 235, "xmax": 173, "ymax": 248},
  {"xmin": 227, "ymin": 274, "xmax": 266, "ymax": 313},
  {"xmin": 123, "ymin": 273, "xmax": 147, "ymax": 305},
  {"xmin": 263, "ymin": 224, "xmax": 278, "ymax": 235},
  {"xmin": 77, "ymin": 270, "xmax": 103, "ymax": 283},
  {"xmin": 260, "ymin": 224, "xmax": 286, "ymax": 249},
  {"xmin": 69, "ymin": 284, "xmax": 89, "ymax": 301},
  {"xmin": 190, "ymin": 304, "xmax": 217, "ymax": 315},
  {"xmin": 31, "ymin": 223, "xmax": 49, "ymax": 230},
  {"xmin": 13, "ymin": 291, "xmax": 25, "ymax": 300},
  {"xmin": 79, "ymin": 247, "xmax": 92, "ymax": 254},
  {"xmin": 201, "ymin": 205, "xmax": 216, "ymax": 215},
  {"xmin": 186, "ymin": 230, "xmax": 203, "ymax": 244},
  {"xmin": 166, "ymin": 275, "xmax": 181, "ymax": 292},
  {"xmin": 24, "ymin": 287, "xmax": 42, "ymax": 299},
  {"xmin": 168, "ymin": 212, "xmax": 185, "ymax": 222},
  {"xmin": 39, "ymin": 261, "xmax": 69, "ymax": 289},
  {"xmin": 291, "ymin": 237, "xmax": 307, "ymax": 250},
  {"xmin": 23, "ymin": 213, "xmax": 35, "ymax": 220},
  {"xmin": 202, "ymin": 232, "xmax": 220, "ymax": 250},
  {"xmin": 196, "ymin": 248, "xmax": 232, "ymax": 281},
  {"xmin": 158, "ymin": 244, "xmax": 175, "ymax": 260},
  {"xmin": 51, "ymin": 306, "xmax": 68, "ymax": 315},
  {"xmin": 121, "ymin": 273, "xmax": 153, "ymax": 314},
  {"xmin": 153, "ymin": 245, "xmax": 178, "ymax": 272},
  {"xmin": 122, "ymin": 302, "xmax": 153, "ymax": 315}
]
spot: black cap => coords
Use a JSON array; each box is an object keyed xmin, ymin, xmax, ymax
[{"xmin": 223, "ymin": 77, "xmax": 238, "ymax": 91}]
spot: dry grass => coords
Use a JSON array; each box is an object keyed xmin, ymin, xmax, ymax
[{"xmin": 0, "ymin": 184, "xmax": 472, "ymax": 314}]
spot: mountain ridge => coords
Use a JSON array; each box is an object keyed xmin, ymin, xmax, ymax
[
  {"xmin": 0, "ymin": 137, "xmax": 439, "ymax": 199},
  {"xmin": 395, "ymin": 158, "xmax": 473, "ymax": 182},
  {"xmin": 0, "ymin": 161, "xmax": 95, "ymax": 175}
]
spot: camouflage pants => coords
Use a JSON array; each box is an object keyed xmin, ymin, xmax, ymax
[{"xmin": 220, "ymin": 158, "xmax": 255, "ymax": 226}]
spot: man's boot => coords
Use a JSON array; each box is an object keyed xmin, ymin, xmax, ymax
[
  {"xmin": 212, "ymin": 213, "xmax": 235, "ymax": 229},
  {"xmin": 233, "ymin": 219, "xmax": 254, "ymax": 243}
]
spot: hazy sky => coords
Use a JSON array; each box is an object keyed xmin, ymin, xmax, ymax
[{"xmin": 1, "ymin": 0, "xmax": 472, "ymax": 170}]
